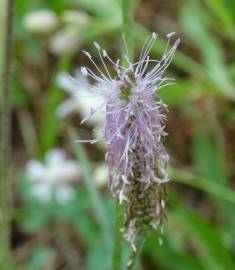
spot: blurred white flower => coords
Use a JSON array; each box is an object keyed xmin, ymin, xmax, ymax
[
  {"xmin": 93, "ymin": 163, "xmax": 108, "ymax": 187},
  {"xmin": 49, "ymin": 28, "xmax": 80, "ymax": 55},
  {"xmin": 56, "ymin": 71, "xmax": 105, "ymax": 128},
  {"xmin": 23, "ymin": 10, "xmax": 59, "ymax": 34},
  {"xmin": 26, "ymin": 149, "xmax": 81, "ymax": 204}
]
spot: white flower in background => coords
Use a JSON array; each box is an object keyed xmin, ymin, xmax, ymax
[
  {"xmin": 49, "ymin": 28, "xmax": 81, "ymax": 55},
  {"xmin": 26, "ymin": 149, "xmax": 81, "ymax": 204},
  {"xmin": 23, "ymin": 10, "xmax": 59, "ymax": 34},
  {"xmin": 93, "ymin": 163, "xmax": 108, "ymax": 187},
  {"xmin": 56, "ymin": 70, "xmax": 106, "ymax": 128}
]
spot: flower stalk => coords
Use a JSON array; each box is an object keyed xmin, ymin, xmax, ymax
[
  {"xmin": 0, "ymin": 0, "xmax": 14, "ymax": 265},
  {"xmin": 112, "ymin": 1, "xmax": 135, "ymax": 269},
  {"xmin": 74, "ymin": 32, "xmax": 179, "ymax": 267},
  {"xmin": 71, "ymin": 3, "xmax": 179, "ymax": 269},
  {"xmin": 112, "ymin": 202, "xmax": 125, "ymax": 270},
  {"xmin": 122, "ymin": 0, "xmax": 134, "ymax": 63}
]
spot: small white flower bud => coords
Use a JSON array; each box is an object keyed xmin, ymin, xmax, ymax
[{"xmin": 49, "ymin": 28, "xmax": 80, "ymax": 55}]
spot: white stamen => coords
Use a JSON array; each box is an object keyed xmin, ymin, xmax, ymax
[
  {"xmin": 121, "ymin": 175, "xmax": 130, "ymax": 185},
  {"xmin": 75, "ymin": 139, "xmax": 100, "ymax": 144},
  {"xmin": 156, "ymin": 204, "xmax": 160, "ymax": 215},
  {"xmin": 93, "ymin": 41, "xmax": 101, "ymax": 50},
  {"xmin": 102, "ymin": 49, "xmax": 107, "ymax": 57},
  {"xmin": 166, "ymin": 32, "xmax": 176, "ymax": 38},
  {"xmin": 81, "ymin": 66, "xmax": 88, "ymax": 76},
  {"xmin": 131, "ymin": 244, "xmax": 137, "ymax": 252},
  {"xmin": 161, "ymin": 199, "xmax": 165, "ymax": 208},
  {"xmin": 83, "ymin": 50, "xmax": 92, "ymax": 59},
  {"xmin": 173, "ymin": 38, "xmax": 181, "ymax": 49},
  {"xmin": 152, "ymin": 32, "xmax": 157, "ymax": 39}
]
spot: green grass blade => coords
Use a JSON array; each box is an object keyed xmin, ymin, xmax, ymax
[
  {"xmin": 170, "ymin": 202, "xmax": 235, "ymax": 270},
  {"xmin": 193, "ymin": 128, "xmax": 227, "ymax": 185},
  {"xmin": 69, "ymin": 129, "xmax": 112, "ymax": 248},
  {"xmin": 169, "ymin": 167, "xmax": 235, "ymax": 204},
  {"xmin": 180, "ymin": 1, "xmax": 235, "ymax": 100},
  {"xmin": 40, "ymin": 55, "xmax": 72, "ymax": 157},
  {"xmin": 202, "ymin": 0, "xmax": 234, "ymax": 32}
]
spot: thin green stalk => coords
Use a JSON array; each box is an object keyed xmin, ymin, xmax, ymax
[
  {"xmin": 40, "ymin": 54, "xmax": 72, "ymax": 157},
  {"xmin": 122, "ymin": 0, "xmax": 134, "ymax": 63},
  {"xmin": 69, "ymin": 129, "xmax": 112, "ymax": 252},
  {"xmin": 0, "ymin": 0, "xmax": 14, "ymax": 266},
  {"xmin": 112, "ymin": 203, "xmax": 125, "ymax": 270},
  {"xmin": 112, "ymin": 1, "xmax": 135, "ymax": 270}
]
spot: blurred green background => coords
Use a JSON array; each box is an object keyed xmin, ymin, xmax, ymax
[{"xmin": 8, "ymin": 0, "xmax": 235, "ymax": 269}]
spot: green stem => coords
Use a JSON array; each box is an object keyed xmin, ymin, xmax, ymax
[
  {"xmin": 70, "ymin": 129, "xmax": 112, "ymax": 269},
  {"xmin": 126, "ymin": 239, "xmax": 144, "ymax": 270},
  {"xmin": 0, "ymin": 0, "xmax": 14, "ymax": 266},
  {"xmin": 40, "ymin": 54, "xmax": 73, "ymax": 157},
  {"xmin": 70, "ymin": 129, "xmax": 111, "ymax": 245},
  {"xmin": 112, "ymin": 203, "xmax": 125, "ymax": 270},
  {"xmin": 122, "ymin": 0, "xmax": 134, "ymax": 63},
  {"xmin": 112, "ymin": 1, "xmax": 135, "ymax": 270}
]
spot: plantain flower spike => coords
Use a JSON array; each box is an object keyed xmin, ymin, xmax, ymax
[{"xmin": 72, "ymin": 32, "xmax": 180, "ymax": 249}]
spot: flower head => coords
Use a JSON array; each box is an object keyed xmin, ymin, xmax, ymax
[
  {"xmin": 57, "ymin": 71, "xmax": 105, "ymax": 127},
  {"xmin": 26, "ymin": 149, "xmax": 81, "ymax": 204},
  {"xmin": 23, "ymin": 9, "xmax": 59, "ymax": 34},
  {"xmin": 71, "ymin": 33, "xmax": 180, "ymax": 247}
]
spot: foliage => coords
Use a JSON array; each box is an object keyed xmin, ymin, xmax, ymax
[{"xmin": 5, "ymin": 0, "xmax": 235, "ymax": 269}]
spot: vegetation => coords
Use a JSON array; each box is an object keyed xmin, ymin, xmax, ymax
[{"xmin": 1, "ymin": 0, "xmax": 235, "ymax": 269}]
